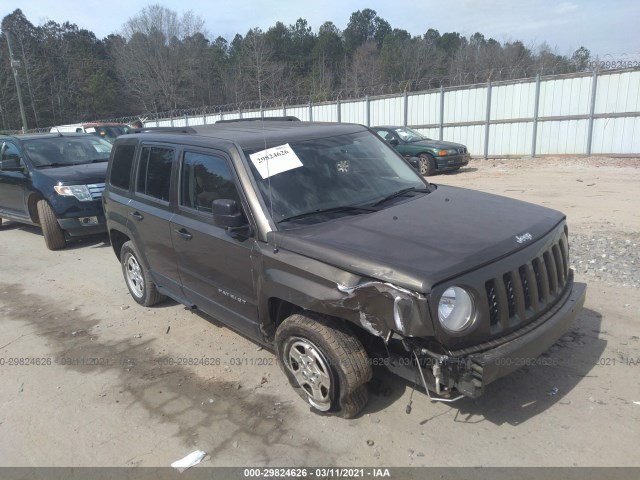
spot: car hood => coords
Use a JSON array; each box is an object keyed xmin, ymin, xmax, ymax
[
  {"xmin": 270, "ymin": 185, "xmax": 565, "ymax": 293},
  {"xmin": 35, "ymin": 162, "xmax": 108, "ymax": 185},
  {"xmin": 410, "ymin": 139, "xmax": 466, "ymax": 149}
]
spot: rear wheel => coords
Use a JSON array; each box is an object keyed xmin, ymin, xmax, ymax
[
  {"xmin": 418, "ymin": 153, "xmax": 437, "ymax": 176},
  {"xmin": 120, "ymin": 241, "xmax": 166, "ymax": 306},
  {"xmin": 276, "ymin": 312, "xmax": 372, "ymax": 418},
  {"xmin": 36, "ymin": 200, "xmax": 66, "ymax": 250}
]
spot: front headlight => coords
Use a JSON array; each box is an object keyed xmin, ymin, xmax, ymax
[
  {"xmin": 437, "ymin": 149, "xmax": 458, "ymax": 156},
  {"xmin": 54, "ymin": 185, "xmax": 93, "ymax": 202},
  {"xmin": 438, "ymin": 286, "xmax": 475, "ymax": 333}
]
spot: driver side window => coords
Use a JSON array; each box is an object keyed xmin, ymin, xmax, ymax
[{"xmin": 0, "ymin": 142, "xmax": 24, "ymax": 169}]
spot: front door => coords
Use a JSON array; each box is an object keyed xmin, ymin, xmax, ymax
[
  {"xmin": 0, "ymin": 142, "xmax": 29, "ymax": 218},
  {"xmin": 170, "ymin": 148, "xmax": 258, "ymax": 337}
]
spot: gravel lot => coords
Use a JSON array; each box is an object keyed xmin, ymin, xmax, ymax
[{"xmin": 0, "ymin": 156, "xmax": 639, "ymax": 468}]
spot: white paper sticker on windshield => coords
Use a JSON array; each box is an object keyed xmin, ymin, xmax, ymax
[{"xmin": 249, "ymin": 143, "xmax": 303, "ymax": 179}]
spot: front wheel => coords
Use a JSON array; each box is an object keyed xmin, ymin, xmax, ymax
[
  {"xmin": 276, "ymin": 312, "xmax": 372, "ymax": 418},
  {"xmin": 418, "ymin": 153, "xmax": 437, "ymax": 176},
  {"xmin": 36, "ymin": 200, "xmax": 66, "ymax": 250},
  {"xmin": 120, "ymin": 241, "xmax": 166, "ymax": 306}
]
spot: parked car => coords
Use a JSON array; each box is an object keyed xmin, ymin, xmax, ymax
[
  {"xmin": 0, "ymin": 133, "xmax": 112, "ymax": 249},
  {"xmin": 50, "ymin": 123, "xmax": 131, "ymax": 144},
  {"xmin": 103, "ymin": 121, "xmax": 585, "ymax": 418},
  {"xmin": 372, "ymin": 126, "xmax": 470, "ymax": 176}
]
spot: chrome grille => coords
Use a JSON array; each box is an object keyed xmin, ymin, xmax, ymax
[
  {"xmin": 484, "ymin": 232, "xmax": 570, "ymax": 333},
  {"xmin": 87, "ymin": 183, "xmax": 105, "ymax": 200}
]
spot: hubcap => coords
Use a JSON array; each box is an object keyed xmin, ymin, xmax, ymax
[
  {"xmin": 284, "ymin": 337, "xmax": 332, "ymax": 411},
  {"xmin": 419, "ymin": 157, "xmax": 428, "ymax": 175},
  {"xmin": 124, "ymin": 253, "xmax": 144, "ymax": 298}
]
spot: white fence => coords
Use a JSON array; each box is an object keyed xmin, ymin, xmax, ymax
[{"xmin": 149, "ymin": 68, "xmax": 640, "ymax": 158}]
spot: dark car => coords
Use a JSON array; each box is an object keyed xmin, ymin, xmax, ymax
[
  {"xmin": 103, "ymin": 121, "xmax": 585, "ymax": 418},
  {"xmin": 372, "ymin": 126, "xmax": 470, "ymax": 176},
  {"xmin": 0, "ymin": 133, "xmax": 112, "ymax": 249}
]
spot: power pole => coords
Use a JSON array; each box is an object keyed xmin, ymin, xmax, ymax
[{"xmin": 5, "ymin": 31, "xmax": 28, "ymax": 133}]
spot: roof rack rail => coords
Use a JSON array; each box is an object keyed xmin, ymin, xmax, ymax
[
  {"xmin": 216, "ymin": 116, "xmax": 300, "ymax": 124},
  {"xmin": 129, "ymin": 127, "xmax": 197, "ymax": 134}
]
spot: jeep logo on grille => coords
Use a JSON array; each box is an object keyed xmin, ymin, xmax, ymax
[{"xmin": 515, "ymin": 233, "xmax": 533, "ymax": 244}]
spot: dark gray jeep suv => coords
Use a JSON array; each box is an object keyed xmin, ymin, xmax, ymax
[{"xmin": 103, "ymin": 121, "xmax": 586, "ymax": 418}]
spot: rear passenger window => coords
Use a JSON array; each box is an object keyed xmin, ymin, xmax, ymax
[
  {"xmin": 109, "ymin": 145, "xmax": 136, "ymax": 190},
  {"xmin": 137, "ymin": 146, "xmax": 173, "ymax": 202},
  {"xmin": 180, "ymin": 151, "xmax": 239, "ymax": 212}
]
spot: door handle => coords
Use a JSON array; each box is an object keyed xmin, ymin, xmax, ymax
[
  {"xmin": 130, "ymin": 211, "xmax": 144, "ymax": 221},
  {"xmin": 174, "ymin": 228, "xmax": 193, "ymax": 240}
]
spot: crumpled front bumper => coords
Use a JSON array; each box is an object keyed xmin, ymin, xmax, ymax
[
  {"xmin": 384, "ymin": 280, "xmax": 586, "ymax": 399},
  {"xmin": 454, "ymin": 281, "xmax": 586, "ymax": 397}
]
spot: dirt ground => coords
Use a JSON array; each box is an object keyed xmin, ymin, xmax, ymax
[{"xmin": 0, "ymin": 156, "xmax": 639, "ymax": 468}]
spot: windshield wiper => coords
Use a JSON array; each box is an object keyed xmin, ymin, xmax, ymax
[
  {"xmin": 277, "ymin": 205, "xmax": 378, "ymax": 224},
  {"xmin": 370, "ymin": 187, "xmax": 429, "ymax": 207},
  {"xmin": 35, "ymin": 163, "xmax": 69, "ymax": 168}
]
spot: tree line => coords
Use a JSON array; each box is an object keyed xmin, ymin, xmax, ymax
[{"xmin": 0, "ymin": 5, "xmax": 591, "ymax": 131}]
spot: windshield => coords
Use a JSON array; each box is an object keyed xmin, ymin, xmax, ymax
[
  {"xmin": 92, "ymin": 125, "xmax": 130, "ymax": 143},
  {"xmin": 394, "ymin": 127, "xmax": 429, "ymax": 142},
  {"xmin": 244, "ymin": 131, "xmax": 428, "ymax": 228},
  {"xmin": 23, "ymin": 136, "xmax": 113, "ymax": 167}
]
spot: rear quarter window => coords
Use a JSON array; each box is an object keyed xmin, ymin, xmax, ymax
[{"xmin": 109, "ymin": 145, "xmax": 136, "ymax": 190}]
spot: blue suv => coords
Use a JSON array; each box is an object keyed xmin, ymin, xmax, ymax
[{"xmin": 0, "ymin": 133, "xmax": 112, "ymax": 249}]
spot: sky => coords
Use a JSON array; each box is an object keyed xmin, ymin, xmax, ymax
[{"xmin": 2, "ymin": 0, "xmax": 639, "ymax": 59}]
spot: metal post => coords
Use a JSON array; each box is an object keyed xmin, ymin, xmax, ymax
[
  {"xmin": 337, "ymin": 99, "xmax": 341, "ymax": 123},
  {"xmin": 365, "ymin": 95, "xmax": 370, "ymax": 127},
  {"xmin": 203, "ymin": 112, "xmax": 207, "ymax": 125},
  {"xmin": 308, "ymin": 101, "xmax": 313, "ymax": 122},
  {"xmin": 586, "ymin": 71, "xmax": 598, "ymax": 156},
  {"xmin": 260, "ymin": 106, "xmax": 264, "ymax": 120},
  {"xmin": 170, "ymin": 112, "xmax": 174, "ymax": 127},
  {"xmin": 283, "ymin": 103, "xmax": 286, "ymax": 117},
  {"xmin": 439, "ymin": 85, "xmax": 445, "ymax": 141},
  {"xmin": 5, "ymin": 32, "xmax": 28, "ymax": 132},
  {"xmin": 531, "ymin": 74, "xmax": 541, "ymax": 158},
  {"xmin": 403, "ymin": 90, "xmax": 409, "ymax": 127},
  {"xmin": 184, "ymin": 114, "xmax": 189, "ymax": 126},
  {"xmin": 484, "ymin": 82, "xmax": 492, "ymax": 160}
]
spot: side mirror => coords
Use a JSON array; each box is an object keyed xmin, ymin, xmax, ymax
[
  {"xmin": 408, "ymin": 157, "xmax": 420, "ymax": 169},
  {"xmin": 212, "ymin": 199, "xmax": 244, "ymax": 229},
  {"xmin": 389, "ymin": 138, "xmax": 399, "ymax": 147}
]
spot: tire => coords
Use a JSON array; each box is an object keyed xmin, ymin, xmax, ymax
[
  {"xmin": 275, "ymin": 312, "xmax": 372, "ymax": 418},
  {"xmin": 418, "ymin": 153, "xmax": 437, "ymax": 176},
  {"xmin": 36, "ymin": 200, "xmax": 66, "ymax": 250},
  {"xmin": 120, "ymin": 241, "xmax": 166, "ymax": 306}
]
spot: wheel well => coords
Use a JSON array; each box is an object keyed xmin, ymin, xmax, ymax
[
  {"xmin": 27, "ymin": 194, "xmax": 43, "ymax": 224},
  {"xmin": 269, "ymin": 298, "xmax": 302, "ymax": 329},
  {"xmin": 109, "ymin": 229, "xmax": 130, "ymax": 261},
  {"xmin": 267, "ymin": 297, "xmax": 383, "ymax": 355}
]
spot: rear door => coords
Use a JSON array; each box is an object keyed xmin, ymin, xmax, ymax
[
  {"xmin": 128, "ymin": 143, "xmax": 182, "ymax": 297},
  {"xmin": 0, "ymin": 141, "xmax": 29, "ymax": 219},
  {"xmin": 170, "ymin": 147, "xmax": 259, "ymax": 337}
]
